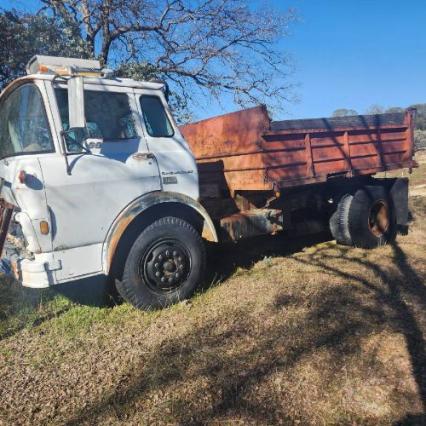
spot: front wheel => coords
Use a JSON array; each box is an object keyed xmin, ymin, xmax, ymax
[{"xmin": 116, "ymin": 216, "xmax": 206, "ymax": 310}]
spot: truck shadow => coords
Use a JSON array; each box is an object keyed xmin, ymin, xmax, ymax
[
  {"xmin": 0, "ymin": 230, "xmax": 331, "ymax": 342},
  {"xmin": 0, "ymin": 274, "xmax": 116, "ymax": 341},
  {"xmin": 203, "ymin": 230, "xmax": 332, "ymax": 290},
  {"xmin": 53, "ymin": 231, "xmax": 332, "ymax": 309},
  {"xmin": 292, "ymin": 240, "xmax": 426, "ymax": 421},
  {"xmin": 64, "ymin": 236, "xmax": 426, "ymax": 425},
  {"xmin": 0, "ymin": 277, "xmax": 70, "ymax": 340}
]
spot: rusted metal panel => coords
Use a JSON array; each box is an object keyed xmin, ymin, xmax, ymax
[
  {"xmin": 180, "ymin": 108, "xmax": 416, "ymax": 195},
  {"xmin": 219, "ymin": 209, "xmax": 283, "ymax": 241},
  {"xmin": 0, "ymin": 200, "xmax": 14, "ymax": 258},
  {"xmin": 180, "ymin": 105, "xmax": 270, "ymax": 158}
]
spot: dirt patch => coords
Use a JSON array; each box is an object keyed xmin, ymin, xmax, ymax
[
  {"xmin": 410, "ymin": 184, "xmax": 426, "ymax": 197},
  {"xmin": 415, "ymin": 150, "xmax": 426, "ymax": 164}
]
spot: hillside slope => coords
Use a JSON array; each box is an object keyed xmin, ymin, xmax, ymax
[{"xmin": 0, "ymin": 160, "xmax": 425, "ymax": 425}]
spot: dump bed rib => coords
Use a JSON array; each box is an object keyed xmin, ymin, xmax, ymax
[{"xmin": 180, "ymin": 106, "xmax": 416, "ymax": 196}]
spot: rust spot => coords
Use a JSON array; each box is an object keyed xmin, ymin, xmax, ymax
[
  {"xmin": 201, "ymin": 223, "xmax": 216, "ymax": 242},
  {"xmin": 10, "ymin": 258, "xmax": 20, "ymax": 280},
  {"xmin": 107, "ymin": 213, "xmax": 135, "ymax": 268},
  {"xmin": 219, "ymin": 209, "xmax": 283, "ymax": 241}
]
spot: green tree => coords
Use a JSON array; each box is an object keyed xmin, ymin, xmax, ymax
[
  {"xmin": 0, "ymin": 9, "xmax": 85, "ymax": 90},
  {"xmin": 385, "ymin": 107, "xmax": 404, "ymax": 114},
  {"xmin": 332, "ymin": 108, "xmax": 358, "ymax": 117},
  {"xmin": 365, "ymin": 104, "xmax": 384, "ymax": 115},
  {"xmin": 409, "ymin": 104, "xmax": 426, "ymax": 131},
  {"xmin": 414, "ymin": 130, "xmax": 426, "ymax": 150}
]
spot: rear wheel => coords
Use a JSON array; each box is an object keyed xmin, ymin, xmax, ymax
[
  {"xmin": 330, "ymin": 185, "xmax": 396, "ymax": 249},
  {"xmin": 329, "ymin": 193, "xmax": 353, "ymax": 246},
  {"xmin": 116, "ymin": 216, "xmax": 206, "ymax": 310},
  {"xmin": 348, "ymin": 186, "xmax": 396, "ymax": 248}
]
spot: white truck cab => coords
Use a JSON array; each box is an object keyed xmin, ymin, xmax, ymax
[{"xmin": 0, "ymin": 56, "xmax": 217, "ymax": 309}]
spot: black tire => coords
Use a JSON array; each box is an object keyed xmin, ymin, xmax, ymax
[
  {"xmin": 116, "ymin": 216, "xmax": 206, "ymax": 310},
  {"xmin": 330, "ymin": 186, "xmax": 396, "ymax": 249},
  {"xmin": 348, "ymin": 186, "xmax": 396, "ymax": 249},
  {"xmin": 329, "ymin": 193, "xmax": 353, "ymax": 246}
]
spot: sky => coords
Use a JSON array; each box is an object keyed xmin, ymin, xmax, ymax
[
  {"xmin": 282, "ymin": 0, "xmax": 426, "ymax": 118},
  {"xmin": 1, "ymin": 0, "xmax": 426, "ymax": 120}
]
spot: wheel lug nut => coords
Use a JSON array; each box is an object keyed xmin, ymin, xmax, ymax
[
  {"xmin": 159, "ymin": 255, "xmax": 163, "ymax": 260},
  {"xmin": 173, "ymin": 251, "xmax": 178, "ymax": 256},
  {"xmin": 155, "ymin": 272, "xmax": 160, "ymax": 277},
  {"xmin": 166, "ymin": 250, "xmax": 170, "ymax": 256},
  {"xmin": 175, "ymin": 273, "xmax": 180, "ymax": 278},
  {"xmin": 161, "ymin": 277, "xmax": 166, "ymax": 283},
  {"xmin": 154, "ymin": 263, "xmax": 159, "ymax": 269},
  {"xmin": 168, "ymin": 277, "xmax": 173, "ymax": 283},
  {"xmin": 179, "ymin": 265, "xmax": 184, "ymax": 270},
  {"xmin": 178, "ymin": 256, "xmax": 182, "ymax": 261}
]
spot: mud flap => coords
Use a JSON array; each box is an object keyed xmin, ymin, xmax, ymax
[{"xmin": 390, "ymin": 178, "xmax": 409, "ymax": 226}]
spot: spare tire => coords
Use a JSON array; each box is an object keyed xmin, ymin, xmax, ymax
[{"xmin": 330, "ymin": 185, "xmax": 396, "ymax": 249}]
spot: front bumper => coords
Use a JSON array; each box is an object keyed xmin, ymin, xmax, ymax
[{"xmin": 11, "ymin": 253, "xmax": 61, "ymax": 289}]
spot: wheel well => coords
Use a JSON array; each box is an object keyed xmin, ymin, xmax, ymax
[{"xmin": 109, "ymin": 202, "xmax": 205, "ymax": 281}]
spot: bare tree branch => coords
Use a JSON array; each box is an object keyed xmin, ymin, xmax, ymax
[{"xmin": 37, "ymin": 0, "xmax": 297, "ymax": 117}]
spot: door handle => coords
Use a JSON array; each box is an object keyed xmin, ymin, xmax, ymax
[{"xmin": 132, "ymin": 152, "xmax": 155, "ymax": 161}]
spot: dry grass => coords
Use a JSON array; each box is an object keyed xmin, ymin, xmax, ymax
[{"xmin": 0, "ymin": 164, "xmax": 425, "ymax": 425}]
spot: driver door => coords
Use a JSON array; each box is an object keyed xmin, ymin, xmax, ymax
[{"xmin": 39, "ymin": 82, "xmax": 161, "ymax": 281}]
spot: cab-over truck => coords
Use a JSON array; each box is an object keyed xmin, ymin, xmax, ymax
[{"xmin": 0, "ymin": 56, "xmax": 416, "ymax": 309}]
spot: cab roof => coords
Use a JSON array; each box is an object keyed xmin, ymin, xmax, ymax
[
  {"xmin": 24, "ymin": 55, "xmax": 165, "ymax": 91},
  {"xmin": 0, "ymin": 74, "xmax": 165, "ymax": 102},
  {"xmin": 26, "ymin": 73, "xmax": 165, "ymax": 90}
]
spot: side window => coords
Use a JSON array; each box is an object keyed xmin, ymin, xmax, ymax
[
  {"xmin": 140, "ymin": 96, "xmax": 174, "ymax": 137},
  {"xmin": 55, "ymin": 89, "xmax": 137, "ymax": 143},
  {"xmin": 0, "ymin": 84, "xmax": 54, "ymax": 158}
]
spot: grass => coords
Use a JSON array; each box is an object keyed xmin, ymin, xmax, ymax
[
  {"xmin": 0, "ymin": 158, "xmax": 425, "ymax": 425},
  {"xmin": 380, "ymin": 150, "xmax": 426, "ymax": 187},
  {"xmin": 0, "ymin": 278, "xmax": 73, "ymax": 340}
]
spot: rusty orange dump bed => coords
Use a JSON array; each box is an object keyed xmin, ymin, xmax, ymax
[{"xmin": 180, "ymin": 106, "xmax": 416, "ymax": 195}]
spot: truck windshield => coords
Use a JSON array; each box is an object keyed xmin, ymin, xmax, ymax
[
  {"xmin": 55, "ymin": 89, "xmax": 137, "ymax": 141},
  {"xmin": 0, "ymin": 84, "xmax": 54, "ymax": 158}
]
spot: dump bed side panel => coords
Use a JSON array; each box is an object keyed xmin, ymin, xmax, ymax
[
  {"xmin": 265, "ymin": 110, "xmax": 415, "ymax": 187},
  {"xmin": 180, "ymin": 106, "xmax": 273, "ymax": 194},
  {"xmin": 180, "ymin": 108, "xmax": 416, "ymax": 196}
]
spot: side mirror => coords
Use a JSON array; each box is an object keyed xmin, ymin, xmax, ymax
[
  {"xmin": 60, "ymin": 127, "xmax": 89, "ymax": 175},
  {"xmin": 68, "ymin": 76, "xmax": 86, "ymax": 129},
  {"xmin": 61, "ymin": 127, "xmax": 89, "ymax": 153}
]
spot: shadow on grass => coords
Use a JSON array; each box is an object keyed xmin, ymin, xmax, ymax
[
  {"xmin": 3, "ymin": 199, "xmax": 426, "ymax": 423},
  {"xmin": 0, "ymin": 277, "xmax": 67, "ymax": 340},
  {"xmin": 203, "ymin": 230, "xmax": 332, "ymax": 290},
  {"xmin": 0, "ymin": 229, "xmax": 329, "ymax": 344},
  {"xmin": 64, "ymin": 234, "xmax": 426, "ymax": 424},
  {"xmin": 0, "ymin": 274, "xmax": 118, "ymax": 341},
  {"xmin": 292, "ymin": 240, "xmax": 426, "ymax": 420}
]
